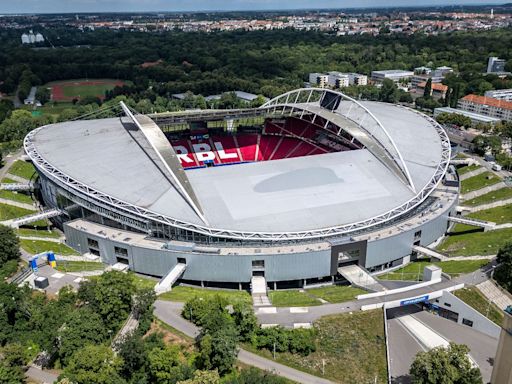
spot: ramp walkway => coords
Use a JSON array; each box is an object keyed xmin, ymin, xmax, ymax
[
  {"xmin": 8, "ymin": 208, "xmax": 62, "ymax": 228},
  {"xmin": 154, "ymin": 263, "xmax": 187, "ymax": 294},
  {"xmin": 251, "ymin": 276, "xmax": 271, "ymax": 307},
  {"xmin": 477, "ymin": 280, "xmax": 512, "ymax": 310},
  {"xmin": 0, "ymin": 183, "xmax": 33, "ymax": 191},
  {"xmin": 448, "ymin": 215, "xmax": 496, "ymax": 230},
  {"xmin": 397, "ymin": 314, "xmax": 478, "ymax": 367},
  {"xmin": 412, "ymin": 245, "xmax": 450, "ymax": 261},
  {"xmin": 338, "ymin": 264, "xmax": 385, "ymax": 292}
]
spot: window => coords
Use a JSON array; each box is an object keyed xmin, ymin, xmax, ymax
[
  {"xmin": 87, "ymin": 238, "xmax": 99, "ymax": 248},
  {"xmin": 462, "ymin": 318, "xmax": 474, "ymax": 327},
  {"xmin": 414, "ymin": 230, "xmax": 422, "ymax": 239},
  {"xmin": 114, "ymin": 246, "xmax": 128, "ymax": 258},
  {"xmin": 252, "ymin": 260, "xmax": 265, "ymax": 268},
  {"xmin": 444, "ymin": 302, "xmax": 452, "ymax": 307},
  {"xmin": 89, "ymin": 248, "xmax": 100, "ymax": 256}
]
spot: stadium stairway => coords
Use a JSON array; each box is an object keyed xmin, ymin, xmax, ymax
[
  {"xmin": 476, "ymin": 280, "xmax": 512, "ymax": 311},
  {"xmin": 154, "ymin": 263, "xmax": 187, "ymax": 294},
  {"xmin": 251, "ymin": 276, "xmax": 271, "ymax": 307},
  {"xmin": 337, "ymin": 264, "xmax": 386, "ymax": 292}
]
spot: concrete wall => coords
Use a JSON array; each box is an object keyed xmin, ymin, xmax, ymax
[{"xmin": 433, "ymin": 290, "xmax": 501, "ymax": 339}]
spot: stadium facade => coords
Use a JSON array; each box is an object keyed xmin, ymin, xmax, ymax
[{"xmin": 25, "ymin": 88, "xmax": 457, "ymax": 288}]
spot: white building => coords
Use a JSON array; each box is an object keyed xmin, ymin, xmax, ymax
[
  {"xmin": 347, "ymin": 73, "xmax": 368, "ymax": 86},
  {"xmin": 35, "ymin": 33, "xmax": 44, "ymax": 43},
  {"xmin": 21, "ymin": 34, "xmax": 30, "ymax": 44},
  {"xmin": 371, "ymin": 70, "xmax": 414, "ymax": 83},
  {"xmin": 308, "ymin": 73, "xmax": 329, "ymax": 88},
  {"xmin": 487, "ymin": 57, "xmax": 506, "ymax": 74},
  {"xmin": 434, "ymin": 107, "xmax": 501, "ymax": 126},
  {"xmin": 458, "ymin": 94, "xmax": 512, "ymax": 122},
  {"xmin": 484, "ymin": 89, "xmax": 512, "ymax": 102},
  {"xmin": 326, "ymin": 72, "xmax": 349, "ymax": 88},
  {"xmin": 21, "ymin": 31, "xmax": 44, "ymax": 44}
]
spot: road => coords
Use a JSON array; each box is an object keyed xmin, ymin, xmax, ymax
[{"xmin": 154, "ymin": 301, "xmax": 334, "ymax": 384}]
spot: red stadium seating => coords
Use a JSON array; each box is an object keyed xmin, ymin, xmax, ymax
[{"xmin": 168, "ymin": 117, "xmax": 347, "ymax": 168}]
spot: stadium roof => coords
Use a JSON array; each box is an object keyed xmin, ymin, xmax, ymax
[{"xmin": 26, "ymin": 91, "xmax": 449, "ymax": 239}]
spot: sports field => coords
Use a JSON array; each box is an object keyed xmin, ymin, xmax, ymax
[{"xmin": 47, "ymin": 79, "xmax": 124, "ymax": 102}]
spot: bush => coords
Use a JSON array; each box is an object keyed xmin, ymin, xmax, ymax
[
  {"xmin": 182, "ymin": 295, "xmax": 229, "ymax": 328},
  {"xmin": 255, "ymin": 326, "xmax": 316, "ymax": 356}
]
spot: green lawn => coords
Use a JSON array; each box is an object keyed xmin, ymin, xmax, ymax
[
  {"xmin": 55, "ymin": 260, "xmax": 104, "ymax": 273},
  {"xmin": 0, "ymin": 203, "xmax": 35, "ymax": 221},
  {"xmin": 16, "ymin": 228, "xmax": 61, "ymax": 238},
  {"xmin": 454, "ymin": 287, "xmax": 504, "ymax": 326},
  {"xmin": 457, "ymin": 164, "xmax": 481, "ymax": 175},
  {"xmin": 464, "ymin": 188, "xmax": 512, "ymax": 206},
  {"xmin": 8, "ymin": 160, "xmax": 36, "ymax": 180},
  {"xmin": 268, "ymin": 290, "xmax": 321, "ymax": 307},
  {"xmin": 379, "ymin": 260, "xmax": 489, "ymax": 281},
  {"xmin": 20, "ymin": 239, "xmax": 79, "ymax": 256},
  {"xmin": 460, "ymin": 172, "xmax": 501, "ymax": 194},
  {"xmin": 158, "ymin": 286, "xmax": 252, "ymax": 305},
  {"xmin": 248, "ymin": 309, "xmax": 387, "ymax": 383},
  {"xmin": 306, "ymin": 285, "xmax": 366, "ymax": 303},
  {"xmin": 1, "ymin": 177, "xmax": 17, "ymax": 184},
  {"xmin": 0, "ymin": 190, "xmax": 33, "ymax": 204},
  {"xmin": 465, "ymin": 204, "xmax": 512, "ymax": 225},
  {"xmin": 130, "ymin": 273, "xmax": 158, "ymax": 291},
  {"xmin": 437, "ymin": 227, "xmax": 512, "ymax": 256},
  {"xmin": 455, "ymin": 153, "xmax": 468, "ymax": 159}
]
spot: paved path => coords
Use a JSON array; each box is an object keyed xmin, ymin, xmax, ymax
[
  {"xmin": 0, "ymin": 197, "xmax": 35, "ymax": 210},
  {"xmin": 460, "ymin": 198, "xmax": 512, "ymax": 213},
  {"xmin": 461, "ymin": 182, "xmax": 507, "ymax": 201},
  {"xmin": 5, "ymin": 173, "xmax": 31, "ymax": 183},
  {"xmin": 26, "ymin": 365, "xmax": 59, "ymax": 384},
  {"xmin": 0, "ymin": 149, "xmax": 23, "ymax": 180},
  {"xmin": 459, "ymin": 167, "xmax": 486, "ymax": 181},
  {"xmin": 154, "ymin": 301, "xmax": 333, "ymax": 384},
  {"xmin": 19, "ymin": 235, "xmax": 62, "ymax": 243}
]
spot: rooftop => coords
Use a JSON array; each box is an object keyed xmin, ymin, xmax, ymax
[{"xmin": 461, "ymin": 94, "xmax": 512, "ymax": 111}]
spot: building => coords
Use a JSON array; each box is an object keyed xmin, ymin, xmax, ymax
[
  {"xmin": 458, "ymin": 94, "xmax": 512, "ymax": 121},
  {"xmin": 485, "ymin": 89, "xmax": 512, "ymax": 102},
  {"xmin": 415, "ymin": 82, "xmax": 448, "ymax": 99},
  {"xmin": 371, "ymin": 70, "xmax": 414, "ymax": 83},
  {"xmin": 434, "ymin": 107, "xmax": 501, "ymax": 126},
  {"xmin": 487, "ymin": 57, "xmax": 506, "ymax": 74},
  {"xmin": 21, "ymin": 31, "xmax": 44, "ymax": 44},
  {"xmin": 491, "ymin": 306, "xmax": 512, "ymax": 384},
  {"xmin": 308, "ymin": 73, "xmax": 329, "ymax": 88},
  {"xmin": 26, "ymin": 88, "xmax": 453, "ymax": 288},
  {"xmin": 347, "ymin": 73, "xmax": 368, "ymax": 86},
  {"xmin": 326, "ymin": 72, "xmax": 350, "ymax": 88}
]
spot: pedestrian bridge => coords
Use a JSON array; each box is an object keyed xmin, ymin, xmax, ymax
[
  {"xmin": 448, "ymin": 216, "xmax": 496, "ymax": 230},
  {"xmin": 154, "ymin": 263, "xmax": 187, "ymax": 294},
  {"xmin": 0, "ymin": 183, "xmax": 33, "ymax": 191},
  {"xmin": 9, "ymin": 208, "xmax": 62, "ymax": 228}
]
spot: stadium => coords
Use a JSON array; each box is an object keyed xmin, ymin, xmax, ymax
[{"xmin": 24, "ymin": 88, "xmax": 456, "ymax": 290}]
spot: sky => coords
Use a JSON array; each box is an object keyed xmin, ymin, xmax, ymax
[{"xmin": 0, "ymin": 0, "xmax": 506, "ymax": 14}]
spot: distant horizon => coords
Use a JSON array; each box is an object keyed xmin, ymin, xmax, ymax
[{"xmin": 0, "ymin": 0, "xmax": 509, "ymax": 15}]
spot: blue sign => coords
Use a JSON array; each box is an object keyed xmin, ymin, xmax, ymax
[{"xmin": 400, "ymin": 295, "xmax": 429, "ymax": 306}]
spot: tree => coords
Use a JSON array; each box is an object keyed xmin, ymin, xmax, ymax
[
  {"xmin": 62, "ymin": 344, "xmax": 125, "ymax": 384},
  {"xmin": 472, "ymin": 135, "xmax": 502, "ymax": 156},
  {"xmin": 147, "ymin": 346, "xmax": 185, "ymax": 384},
  {"xmin": 379, "ymin": 79, "xmax": 398, "ymax": 103},
  {"xmin": 178, "ymin": 370, "xmax": 220, "ymax": 384},
  {"xmin": 495, "ymin": 241, "xmax": 512, "ymax": 293},
  {"xmin": 423, "ymin": 78, "xmax": 432, "ymax": 98},
  {"xmin": 0, "ymin": 225, "xmax": 20, "ymax": 266},
  {"xmin": 115, "ymin": 333, "xmax": 148, "ymax": 381},
  {"xmin": 224, "ymin": 367, "xmax": 290, "ymax": 384},
  {"xmin": 197, "ymin": 325, "xmax": 239, "ymax": 375},
  {"xmin": 58, "ymin": 307, "xmax": 109, "ymax": 365},
  {"xmin": 232, "ymin": 303, "xmax": 258, "ymax": 343},
  {"xmin": 409, "ymin": 342, "xmax": 482, "ymax": 384}
]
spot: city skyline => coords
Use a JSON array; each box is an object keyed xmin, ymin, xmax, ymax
[{"xmin": 0, "ymin": 0, "xmax": 508, "ymax": 14}]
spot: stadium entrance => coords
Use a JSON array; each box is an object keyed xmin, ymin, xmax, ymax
[{"xmin": 329, "ymin": 239, "xmax": 367, "ymax": 274}]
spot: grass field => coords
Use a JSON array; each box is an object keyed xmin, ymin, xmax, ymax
[
  {"xmin": 8, "ymin": 160, "xmax": 36, "ymax": 180},
  {"xmin": 130, "ymin": 273, "xmax": 159, "ymax": 291},
  {"xmin": 464, "ymin": 188, "xmax": 512, "ymax": 206},
  {"xmin": 247, "ymin": 309, "xmax": 387, "ymax": 383},
  {"xmin": 158, "ymin": 285, "xmax": 252, "ymax": 305},
  {"xmin": 0, "ymin": 203, "xmax": 35, "ymax": 221},
  {"xmin": 457, "ymin": 164, "xmax": 481, "ymax": 175},
  {"xmin": 16, "ymin": 228, "xmax": 61, "ymax": 238},
  {"xmin": 437, "ymin": 227, "xmax": 512, "ymax": 256},
  {"xmin": 460, "ymin": 172, "xmax": 501, "ymax": 194},
  {"xmin": 1, "ymin": 177, "xmax": 17, "ymax": 184},
  {"xmin": 454, "ymin": 287, "xmax": 504, "ymax": 325},
  {"xmin": 0, "ymin": 190, "xmax": 33, "ymax": 205},
  {"xmin": 55, "ymin": 260, "xmax": 104, "ymax": 273},
  {"xmin": 268, "ymin": 290, "xmax": 321, "ymax": 307},
  {"xmin": 379, "ymin": 260, "xmax": 489, "ymax": 281},
  {"xmin": 47, "ymin": 79, "xmax": 125, "ymax": 101},
  {"xmin": 465, "ymin": 204, "xmax": 512, "ymax": 225},
  {"xmin": 306, "ymin": 285, "xmax": 366, "ymax": 303},
  {"xmin": 20, "ymin": 239, "xmax": 79, "ymax": 256}
]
